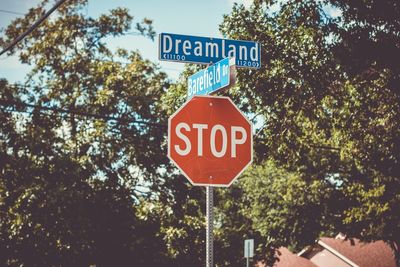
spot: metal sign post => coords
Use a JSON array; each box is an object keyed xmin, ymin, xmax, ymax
[
  {"xmin": 206, "ymin": 186, "xmax": 214, "ymax": 267},
  {"xmin": 162, "ymin": 33, "xmax": 258, "ymax": 267}
]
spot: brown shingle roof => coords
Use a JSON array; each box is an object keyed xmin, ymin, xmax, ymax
[
  {"xmin": 270, "ymin": 247, "xmax": 318, "ymax": 267},
  {"xmin": 256, "ymin": 247, "xmax": 318, "ymax": 267},
  {"xmin": 319, "ymin": 237, "xmax": 397, "ymax": 267}
]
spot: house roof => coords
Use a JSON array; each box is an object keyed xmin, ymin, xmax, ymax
[
  {"xmin": 256, "ymin": 247, "xmax": 318, "ymax": 267},
  {"xmin": 319, "ymin": 237, "xmax": 397, "ymax": 267},
  {"xmin": 270, "ymin": 247, "xmax": 318, "ymax": 267}
]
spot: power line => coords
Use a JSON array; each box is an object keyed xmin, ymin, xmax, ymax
[
  {"xmin": 1, "ymin": 101, "xmax": 167, "ymax": 128},
  {"xmin": 0, "ymin": 9, "xmax": 25, "ymax": 16},
  {"xmin": 2, "ymin": 82, "xmax": 167, "ymax": 128},
  {"xmin": 9, "ymin": 83, "xmax": 160, "ymax": 102},
  {"xmin": 0, "ymin": 0, "xmax": 68, "ymax": 57}
]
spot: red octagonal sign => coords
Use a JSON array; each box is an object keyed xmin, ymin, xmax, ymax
[{"xmin": 168, "ymin": 95, "xmax": 253, "ymax": 187}]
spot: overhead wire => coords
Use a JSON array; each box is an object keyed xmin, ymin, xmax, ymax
[
  {"xmin": 0, "ymin": 100, "xmax": 167, "ymax": 128},
  {"xmin": 0, "ymin": 9, "xmax": 25, "ymax": 16},
  {"xmin": 0, "ymin": 0, "xmax": 177, "ymax": 126},
  {"xmin": 0, "ymin": 1, "xmax": 184, "ymax": 74},
  {"xmin": 0, "ymin": 0, "xmax": 68, "ymax": 56},
  {"xmin": 0, "ymin": 84, "xmax": 167, "ymax": 128}
]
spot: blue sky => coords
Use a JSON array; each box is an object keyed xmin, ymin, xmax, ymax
[{"xmin": 0, "ymin": 0, "xmax": 253, "ymax": 82}]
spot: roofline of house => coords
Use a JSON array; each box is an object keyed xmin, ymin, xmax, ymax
[
  {"xmin": 297, "ymin": 247, "xmax": 310, "ymax": 257},
  {"xmin": 317, "ymin": 239, "xmax": 360, "ymax": 267}
]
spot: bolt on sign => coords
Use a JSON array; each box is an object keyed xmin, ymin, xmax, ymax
[{"xmin": 168, "ymin": 95, "xmax": 253, "ymax": 187}]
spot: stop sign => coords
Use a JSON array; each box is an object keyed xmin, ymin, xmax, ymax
[{"xmin": 168, "ymin": 95, "xmax": 253, "ymax": 187}]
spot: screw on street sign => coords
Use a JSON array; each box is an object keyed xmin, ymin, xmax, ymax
[
  {"xmin": 168, "ymin": 95, "xmax": 253, "ymax": 187},
  {"xmin": 159, "ymin": 32, "xmax": 261, "ymax": 69},
  {"xmin": 244, "ymin": 239, "xmax": 254, "ymax": 258},
  {"xmin": 187, "ymin": 57, "xmax": 236, "ymax": 99}
]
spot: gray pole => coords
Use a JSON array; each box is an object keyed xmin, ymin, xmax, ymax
[
  {"xmin": 206, "ymin": 186, "xmax": 214, "ymax": 267},
  {"xmin": 246, "ymin": 243, "xmax": 249, "ymax": 267}
]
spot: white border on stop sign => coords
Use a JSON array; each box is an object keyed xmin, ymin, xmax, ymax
[{"xmin": 167, "ymin": 95, "xmax": 253, "ymax": 187}]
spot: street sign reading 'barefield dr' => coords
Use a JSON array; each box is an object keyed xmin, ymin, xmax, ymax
[
  {"xmin": 187, "ymin": 57, "xmax": 234, "ymax": 99},
  {"xmin": 159, "ymin": 33, "xmax": 261, "ymax": 69}
]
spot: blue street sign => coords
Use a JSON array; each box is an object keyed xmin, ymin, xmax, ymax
[
  {"xmin": 187, "ymin": 58, "xmax": 234, "ymax": 99},
  {"xmin": 159, "ymin": 33, "xmax": 261, "ymax": 69}
]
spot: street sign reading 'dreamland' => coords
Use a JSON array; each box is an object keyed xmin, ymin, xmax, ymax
[
  {"xmin": 159, "ymin": 33, "xmax": 261, "ymax": 69},
  {"xmin": 168, "ymin": 95, "xmax": 253, "ymax": 187},
  {"xmin": 187, "ymin": 57, "xmax": 235, "ymax": 99}
]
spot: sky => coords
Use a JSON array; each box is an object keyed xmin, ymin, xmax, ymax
[{"xmin": 0, "ymin": 0, "xmax": 253, "ymax": 82}]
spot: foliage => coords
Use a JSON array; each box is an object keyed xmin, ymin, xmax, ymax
[
  {"xmin": 213, "ymin": 185, "xmax": 263, "ymax": 267},
  {"xmin": 1, "ymin": 0, "xmax": 400, "ymax": 266},
  {"xmin": 219, "ymin": 0, "xmax": 400, "ymax": 262},
  {"xmin": 0, "ymin": 0, "xmax": 176, "ymax": 265}
]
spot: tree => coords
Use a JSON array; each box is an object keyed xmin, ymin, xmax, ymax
[
  {"xmin": 0, "ymin": 0, "xmax": 180, "ymax": 265},
  {"xmin": 218, "ymin": 0, "xmax": 400, "ymax": 263},
  {"xmin": 3, "ymin": 0, "xmax": 399, "ymax": 265},
  {"xmin": 329, "ymin": 0, "xmax": 400, "ymax": 88}
]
